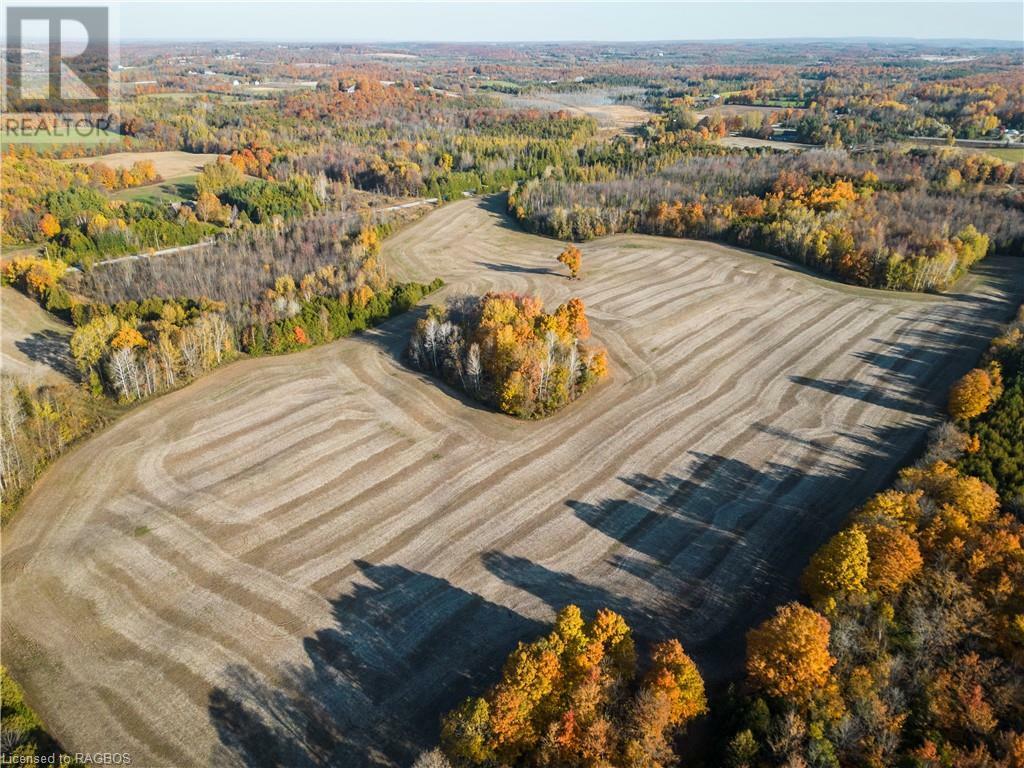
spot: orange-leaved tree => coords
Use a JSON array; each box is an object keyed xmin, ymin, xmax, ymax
[
  {"xmin": 441, "ymin": 605, "xmax": 705, "ymax": 767},
  {"xmin": 38, "ymin": 213, "xmax": 61, "ymax": 239},
  {"xmin": 558, "ymin": 244, "xmax": 582, "ymax": 279},
  {"xmin": 746, "ymin": 602, "xmax": 835, "ymax": 703}
]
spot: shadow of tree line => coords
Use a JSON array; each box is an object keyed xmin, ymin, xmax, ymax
[
  {"xmin": 208, "ymin": 419, "xmax": 927, "ymax": 766},
  {"xmin": 208, "ymin": 561, "xmax": 545, "ymax": 767},
  {"xmin": 14, "ymin": 329, "xmax": 77, "ymax": 380}
]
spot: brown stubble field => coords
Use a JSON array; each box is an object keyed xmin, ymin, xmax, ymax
[
  {"xmin": 58, "ymin": 150, "xmax": 222, "ymax": 177},
  {"xmin": 2, "ymin": 196, "xmax": 1022, "ymax": 767},
  {"xmin": 0, "ymin": 286, "xmax": 76, "ymax": 383}
]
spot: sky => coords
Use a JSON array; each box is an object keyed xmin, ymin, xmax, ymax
[{"xmin": 9, "ymin": 1, "xmax": 1024, "ymax": 43}]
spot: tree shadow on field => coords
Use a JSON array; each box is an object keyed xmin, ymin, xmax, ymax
[
  {"xmin": 787, "ymin": 375, "xmax": 929, "ymax": 415},
  {"xmin": 944, "ymin": 256, "xmax": 1024, "ymax": 310},
  {"xmin": 475, "ymin": 260, "xmax": 556, "ymax": 276},
  {"xmin": 792, "ymin": 284, "xmax": 1020, "ymax": 419},
  {"xmin": 14, "ymin": 329, "xmax": 77, "ymax": 380},
  {"xmin": 480, "ymin": 551, "xmax": 675, "ymax": 639},
  {"xmin": 563, "ymin": 423, "xmax": 923, "ymax": 678},
  {"xmin": 478, "ymin": 192, "xmax": 527, "ymax": 234},
  {"xmin": 208, "ymin": 560, "xmax": 543, "ymax": 767}
]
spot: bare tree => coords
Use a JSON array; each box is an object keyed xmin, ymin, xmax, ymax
[
  {"xmin": 108, "ymin": 347, "xmax": 141, "ymax": 402},
  {"xmin": 412, "ymin": 749, "xmax": 452, "ymax": 768},
  {"xmin": 465, "ymin": 342, "xmax": 481, "ymax": 395}
]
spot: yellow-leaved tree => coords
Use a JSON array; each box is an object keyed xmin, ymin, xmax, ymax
[{"xmin": 800, "ymin": 526, "xmax": 869, "ymax": 608}]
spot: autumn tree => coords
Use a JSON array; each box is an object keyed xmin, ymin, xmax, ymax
[
  {"xmin": 643, "ymin": 639, "xmax": 707, "ymax": 725},
  {"xmin": 800, "ymin": 526, "xmax": 869, "ymax": 608},
  {"xmin": 899, "ymin": 460, "xmax": 999, "ymax": 524},
  {"xmin": 195, "ymin": 191, "xmax": 227, "ymax": 224},
  {"xmin": 863, "ymin": 523, "xmax": 922, "ymax": 595},
  {"xmin": 38, "ymin": 213, "xmax": 60, "ymax": 239},
  {"xmin": 442, "ymin": 606, "xmax": 705, "ymax": 767},
  {"xmin": 746, "ymin": 602, "xmax": 835, "ymax": 702},
  {"xmin": 196, "ymin": 157, "xmax": 244, "ymax": 196},
  {"xmin": 409, "ymin": 292, "xmax": 606, "ymax": 419},
  {"xmin": 948, "ymin": 367, "xmax": 996, "ymax": 420},
  {"xmin": 558, "ymin": 244, "xmax": 583, "ymax": 279}
]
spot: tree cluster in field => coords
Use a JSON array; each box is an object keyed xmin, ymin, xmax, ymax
[
  {"xmin": 407, "ymin": 292, "xmax": 607, "ymax": 419},
  {"xmin": 441, "ymin": 606, "xmax": 706, "ymax": 767},
  {"xmin": 508, "ymin": 146, "xmax": 1022, "ymax": 292},
  {"xmin": 74, "ymin": 158, "xmax": 161, "ymax": 191}
]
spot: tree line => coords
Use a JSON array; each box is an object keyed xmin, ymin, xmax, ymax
[{"xmin": 508, "ymin": 146, "xmax": 1022, "ymax": 292}]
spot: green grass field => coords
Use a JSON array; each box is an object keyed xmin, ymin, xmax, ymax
[
  {"xmin": 902, "ymin": 140, "xmax": 1024, "ymax": 164},
  {"xmin": 980, "ymin": 146, "xmax": 1024, "ymax": 163},
  {"xmin": 1, "ymin": 127, "xmax": 124, "ymax": 148},
  {"xmin": 112, "ymin": 174, "xmax": 198, "ymax": 204}
]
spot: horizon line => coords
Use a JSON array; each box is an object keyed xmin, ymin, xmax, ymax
[{"xmin": 115, "ymin": 35, "xmax": 1023, "ymax": 44}]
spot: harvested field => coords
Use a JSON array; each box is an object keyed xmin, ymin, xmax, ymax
[
  {"xmin": 498, "ymin": 89, "xmax": 653, "ymax": 133},
  {"xmin": 0, "ymin": 286, "xmax": 75, "ymax": 383},
  {"xmin": 3, "ymin": 197, "xmax": 1023, "ymax": 767},
  {"xmin": 696, "ymin": 103, "xmax": 806, "ymax": 119},
  {"xmin": 60, "ymin": 150, "xmax": 222, "ymax": 177},
  {"xmin": 570, "ymin": 103, "xmax": 653, "ymax": 132},
  {"xmin": 718, "ymin": 135, "xmax": 815, "ymax": 151}
]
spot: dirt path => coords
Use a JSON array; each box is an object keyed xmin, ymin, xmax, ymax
[
  {"xmin": 0, "ymin": 286, "xmax": 76, "ymax": 383},
  {"xmin": 3, "ymin": 197, "xmax": 1022, "ymax": 767}
]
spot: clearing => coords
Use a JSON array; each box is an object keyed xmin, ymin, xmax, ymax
[
  {"xmin": 112, "ymin": 175, "xmax": 199, "ymax": 205},
  {"xmin": 498, "ymin": 89, "xmax": 653, "ymax": 134},
  {"xmin": 0, "ymin": 286, "xmax": 75, "ymax": 383},
  {"xmin": 61, "ymin": 150, "xmax": 222, "ymax": 178},
  {"xmin": 3, "ymin": 197, "xmax": 1022, "ymax": 767}
]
